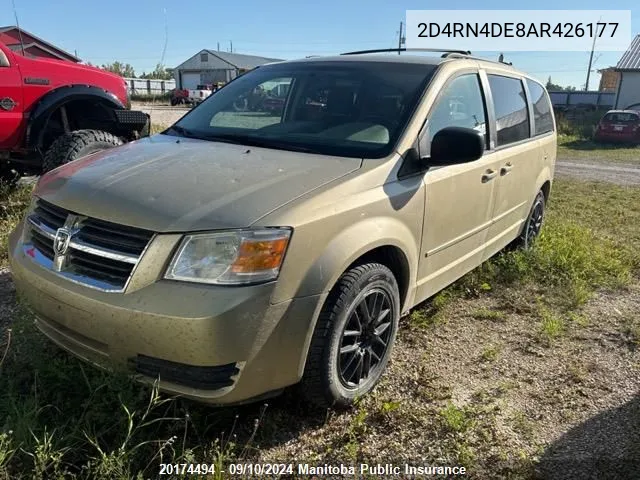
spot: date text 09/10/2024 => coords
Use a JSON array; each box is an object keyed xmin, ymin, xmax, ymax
[{"xmin": 158, "ymin": 463, "xmax": 468, "ymax": 476}]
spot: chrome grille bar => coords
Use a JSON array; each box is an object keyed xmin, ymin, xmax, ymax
[
  {"xmin": 23, "ymin": 199, "xmax": 154, "ymax": 292},
  {"xmin": 27, "ymin": 216, "xmax": 139, "ymax": 264}
]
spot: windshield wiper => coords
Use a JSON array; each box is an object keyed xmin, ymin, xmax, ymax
[
  {"xmin": 165, "ymin": 125, "xmax": 197, "ymax": 138},
  {"xmin": 203, "ymin": 133, "xmax": 320, "ymax": 154}
]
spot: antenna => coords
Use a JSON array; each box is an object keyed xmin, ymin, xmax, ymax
[
  {"xmin": 11, "ymin": 0, "xmax": 26, "ymax": 56},
  {"xmin": 148, "ymin": 8, "xmax": 169, "ymax": 132},
  {"xmin": 584, "ymin": 19, "xmax": 601, "ymax": 91},
  {"xmin": 397, "ymin": 21, "xmax": 404, "ymax": 55}
]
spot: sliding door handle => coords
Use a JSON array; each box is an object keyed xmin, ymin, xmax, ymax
[
  {"xmin": 482, "ymin": 169, "xmax": 498, "ymax": 182},
  {"xmin": 500, "ymin": 163, "xmax": 514, "ymax": 175}
]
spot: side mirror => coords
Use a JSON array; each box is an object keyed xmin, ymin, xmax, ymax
[{"xmin": 427, "ymin": 126, "xmax": 485, "ymax": 166}]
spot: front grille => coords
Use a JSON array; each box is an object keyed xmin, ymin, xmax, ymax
[
  {"xmin": 132, "ymin": 355, "xmax": 240, "ymax": 390},
  {"xmin": 23, "ymin": 198, "xmax": 154, "ymax": 292},
  {"xmin": 33, "ymin": 199, "xmax": 67, "ymax": 230}
]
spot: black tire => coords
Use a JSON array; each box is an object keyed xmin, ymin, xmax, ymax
[
  {"xmin": 301, "ymin": 262, "xmax": 400, "ymax": 408},
  {"xmin": 0, "ymin": 162, "xmax": 20, "ymax": 188},
  {"xmin": 516, "ymin": 190, "xmax": 546, "ymax": 249},
  {"xmin": 170, "ymin": 98, "xmax": 179, "ymax": 106},
  {"xmin": 42, "ymin": 130, "xmax": 123, "ymax": 173}
]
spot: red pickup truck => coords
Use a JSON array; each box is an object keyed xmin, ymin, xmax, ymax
[{"xmin": 0, "ymin": 42, "xmax": 149, "ymax": 181}]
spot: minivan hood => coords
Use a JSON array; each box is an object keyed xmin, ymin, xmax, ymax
[{"xmin": 35, "ymin": 134, "xmax": 361, "ymax": 232}]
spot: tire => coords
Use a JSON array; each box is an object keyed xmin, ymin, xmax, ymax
[
  {"xmin": 301, "ymin": 262, "xmax": 400, "ymax": 408},
  {"xmin": 233, "ymin": 97, "xmax": 249, "ymax": 112},
  {"xmin": 170, "ymin": 98, "xmax": 179, "ymax": 106},
  {"xmin": 42, "ymin": 130, "xmax": 123, "ymax": 173},
  {"xmin": 516, "ymin": 190, "xmax": 546, "ymax": 249},
  {"xmin": 0, "ymin": 162, "xmax": 20, "ymax": 188}
]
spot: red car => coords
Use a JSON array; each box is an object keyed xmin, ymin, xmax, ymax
[
  {"xmin": 0, "ymin": 42, "xmax": 149, "ymax": 181},
  {"xmin": 594, "ymin": 110, "xmax": 640, "ymax": 144}
]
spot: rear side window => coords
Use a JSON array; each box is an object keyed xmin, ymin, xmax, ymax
[
  {"xmin": 488, "ymin": 75, "xmax": 530, "ymax": 146},
  {"xmin": 526, "ymin": 79, "xmax": 554, "ymax": 135},
  {"xmin": 603, "ymin": 112, "xmax": 640, "ymax": 123}
]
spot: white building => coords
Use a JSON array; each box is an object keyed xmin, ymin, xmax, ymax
[
  {"xmin": 173, "ymin": 50, "xmax": 283, "ymax": 90},
  {"xmin": 614, "ymin": 35, "xmax": 640, "ymax": 111}
]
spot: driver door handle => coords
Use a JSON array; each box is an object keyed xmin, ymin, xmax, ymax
[
  {"xmin": 500, "ymin": 162, "xmax": 514, "ymax": 175},
  {"xmin": 482, "ymin": 169, "xmax": 498, "ymax": 182}
]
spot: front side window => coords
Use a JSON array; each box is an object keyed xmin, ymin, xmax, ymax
[
  {"xmin": 424, "ymin": 73, "xmax": 488, "ymax": 154},
  {"xmin": 488, "ymin": 75, "xmax": 530, "ymax": 146},
  {"xmin": 169, "ymin": 62, "xmax": 436, "ymax": 159},
  {"xmin": 526, "ymin": 79, "xmax": 554, "ymax": 135},
  {"xmin": 0, "ymin": 49, "xmax": 9, "ymax": 67}
]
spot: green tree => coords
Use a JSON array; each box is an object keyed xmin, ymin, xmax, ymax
[
  {"xmin": 100, "ymin": 61, "xmax": 136, "ymax": 78},
  {"xmin": 545, "ymin": 76, "xmax": 577, "ymax": 92},
  {"xmin": 139, "ymin": 64, "xmax": 173, "ymax": 80}
]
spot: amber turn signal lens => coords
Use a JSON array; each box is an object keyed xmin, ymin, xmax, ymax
[{"xmin": 231, "ymin": 237, "xmax": 289, "ymax": 273}]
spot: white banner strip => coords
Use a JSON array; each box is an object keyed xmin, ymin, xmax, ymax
[{"xmin": 405, "ymin": 10, "xmax": 632, "ymax": 52}]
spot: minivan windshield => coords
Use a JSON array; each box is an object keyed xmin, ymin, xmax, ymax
[{"xmin": 168, "ymin": 61, "xmax": 437, "ymax": 158}]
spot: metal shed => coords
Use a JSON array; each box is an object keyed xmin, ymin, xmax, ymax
[
  {"xmin": 614, "ymin": 35, "xmax": 640, "ymax": 111},
  {"xmin": 173, "ymin": 50, "xmax": 283, "ymax": 89}
]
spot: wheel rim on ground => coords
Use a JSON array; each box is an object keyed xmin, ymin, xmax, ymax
[{"xmin": 337, "ymin": 288, "xmax": 393, "ymax": 389}]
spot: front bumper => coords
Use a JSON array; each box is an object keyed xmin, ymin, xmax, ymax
[
  {"xmin": 8, "ymin": 221, "xmax": 325, "ymax": 405},
  {"xmin": 114, "ymin": 109, "xmax": 150, "ymax": 137}
]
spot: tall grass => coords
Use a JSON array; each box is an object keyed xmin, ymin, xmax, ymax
[
  {"xmin": 0, "ymin": 183, "xmax": 32, "ymax": 267},
  {"xmin": 554, "ymin": 109, "xmax": 606, "ymax": 139},
  {"xmin": 460, "ymin": 212, "xmax": 633, "ymax": 311}
]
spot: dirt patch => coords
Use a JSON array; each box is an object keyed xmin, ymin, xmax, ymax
[
  {"xmin": 556, "ymin": 160, "xmax": 640, "ymax": 186},
  {"xmin": 139, "ymin": 105, "xmax": 190, "ymax": 128},
  {"xmin": 253, "ymin": 285, "xmax": 640, "ymax": 477}
]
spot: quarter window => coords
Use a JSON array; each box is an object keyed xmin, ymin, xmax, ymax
[
  {"xmin": 425, "ymin": 74, "xmax": 488, "ymax": 153},
  {"xmin": 488, "ymin": 75, "xmax": 530, "ymax": 146},
  {"xmin": 526, "ymin": 79, "xmax": 554, "ymax": 136}
]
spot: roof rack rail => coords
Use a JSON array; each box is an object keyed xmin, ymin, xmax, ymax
[
  {"xmin": 340, "ymin": 47, "xmax": 471, "ymax": 56},
  {"xmin": 441, "ymin": 52, "xmax": 514, "ymax": 66}
]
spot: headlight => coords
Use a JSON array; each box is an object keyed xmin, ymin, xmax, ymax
[{"xmin": 165, "ymin": 228, "xmax": 291, "ymax": 285}]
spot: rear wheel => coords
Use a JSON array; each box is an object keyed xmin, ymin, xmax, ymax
[
  {"xmin": 516, "ymin": 190, "xmax": 545, "ymax": 249},
  {"xmin": 42, "ymin": 130, "xmax": 122, "ymax": 173},
  {"xmin": 301, "ymin": 262, "xmax": 400, "ymax": 408}
]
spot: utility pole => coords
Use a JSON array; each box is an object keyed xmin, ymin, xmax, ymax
[
  {"xmin": 230, "ymin": 40, "xmax": 233, "ymax": 53},
  {"xmin": 584, "ymin": 19, "xmax": 600, "ymax": 91},
  {"xmin": 217, "ymin": 42, "xmax": 220, "ymax": 51},
  {"xmin": 397, "ymin": 21, "xmax": 404, "ymax": 54}
]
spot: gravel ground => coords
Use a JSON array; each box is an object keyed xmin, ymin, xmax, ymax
[
  {"xmin": 555, "ymin": 159, "xmax": 640, "ymax": 186},
  {"xmin": 138, "ymin": 105, "xmax": 190, "ymax": 127},
  {"xmin": 253, "ymin": 284, "xmax": 640, "ymax": 478}
]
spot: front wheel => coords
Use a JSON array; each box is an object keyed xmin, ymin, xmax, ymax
[
  {"xmin": 42, "ymin": 130, "xmax": 123, "ymax": 173},
  {"xmin": 301, "ymin": 263, "xmax": 400, "ymax": 408}
]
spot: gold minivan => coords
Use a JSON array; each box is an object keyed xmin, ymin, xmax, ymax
[{"xmin": 8, "ymin": 50, "xmax": 556, "ymax": 407}]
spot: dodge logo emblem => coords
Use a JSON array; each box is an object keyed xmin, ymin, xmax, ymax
[
  {"xmin": 54, "ymin": 227, "xmax": 73, "ymax": 256},
  {"xmin": 0, "ymin": 97, "xmax": 16, "ymax": 111}
]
